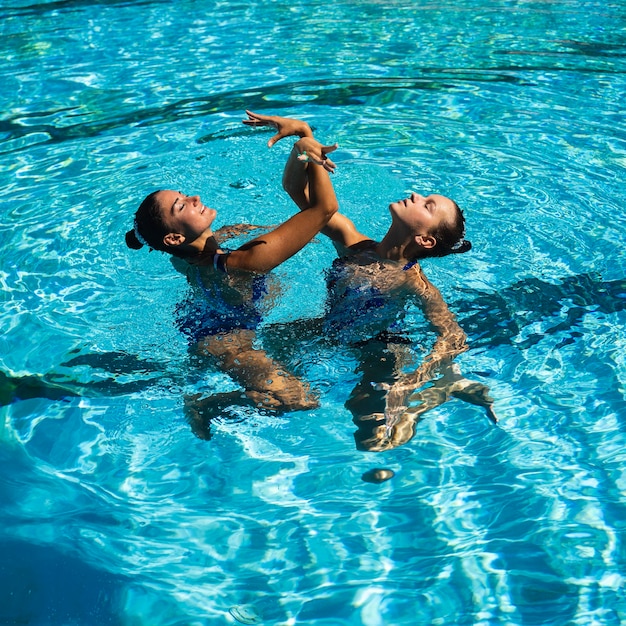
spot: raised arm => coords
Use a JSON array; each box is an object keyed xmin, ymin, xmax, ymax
[
  {"xmin": 244, "ymin": 111, "xmax": 371, "ymax": 251},
  {"xmin": 225, "ymin": 136, "xmax": 339, "ymax": 273},
  {"xmin": 281, "ymin": 133, "xmax": 372, "ymax": 251}
]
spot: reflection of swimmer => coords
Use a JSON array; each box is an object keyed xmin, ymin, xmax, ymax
[
  {"xmin": 353, "ymin": 363, "xmax": 497, "ymax": 452},
  {"xmin": 246, "ymin": 111, "xmax": 495, "ymax": 451},
  {"xmin": 125, "ymin": 121, "xmax": 338, "ymax": 437}
]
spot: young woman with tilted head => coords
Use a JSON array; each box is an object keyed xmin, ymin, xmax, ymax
[
  {"xmin": 125, "ymin": 125, "xmax": 339, "ymax": 437},
  {"xmin": 244, "ymin": 110, "xmax": 495, "ymax": 452}
]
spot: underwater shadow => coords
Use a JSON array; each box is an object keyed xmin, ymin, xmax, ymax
[
  {"xmin": 0, "ymin": 351, "xmax": 170, "ymax": 407},
  {"xmin": 456, "ymin": 272, "xmax": 626, "ymax": 350},
  {"xmin": 3, "ymin": 273, "xmax": 623, "ymax": 440}
]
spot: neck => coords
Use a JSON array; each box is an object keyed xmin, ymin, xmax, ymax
[
  {"xmin": 180, "ymin": 231, "xmax": 220, "ymax": 262},
  {"xmin": 375, "ymin": 223, "xmax": 415, "ymax": 263}
]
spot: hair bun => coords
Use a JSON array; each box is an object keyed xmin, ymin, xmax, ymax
[
  {"xmin": 454, "ymin": 239, "xmax": 472, "ymax": 254},
  {"xmin": 449, "ymin": 239, "xmax": 471, "ymax": 254},
  {"xmin": 125, "ymin": 229, "xmax": 143, "ymax": 250}
]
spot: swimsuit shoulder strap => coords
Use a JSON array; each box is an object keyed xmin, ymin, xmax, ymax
[{"xmin": 213, "ymin": 251, "xmax": 231, "ymax": 274}]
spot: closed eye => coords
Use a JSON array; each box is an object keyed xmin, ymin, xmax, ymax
[{"xmin": 170, "ymin": 195, "xmax": 183, "ymax": 215}]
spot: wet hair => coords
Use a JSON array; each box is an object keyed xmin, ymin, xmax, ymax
[
  {"xmin": 125, "ymin": 190, "xmax": 173, "ymax": 254},
  {"xmin": 420, "ymin": 201, "xmax": 472, "ymax": 258}
]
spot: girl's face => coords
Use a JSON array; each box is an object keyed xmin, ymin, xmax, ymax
[
  {"xmin": 389, "ymin": 193, "xmax": 456, "ymax": 235},
  {"xmin": 156, "ymin": 190, "xmax": 217, "ymax": 244}
]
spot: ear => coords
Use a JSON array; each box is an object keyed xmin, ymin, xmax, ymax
[
  {"xmin": 163, "ymin": 232, "xmax": 185, "ymax": 247},
  {"xmin": 415, "ymin": 234, "xmax": 436, "ymax": 249}
]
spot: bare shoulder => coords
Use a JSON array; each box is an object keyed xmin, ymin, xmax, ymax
[
  {"xmin": 403, "ymin": 263, "xmax": 441, "ymax": 299},
  {"xmin": 337, "ymin": 250, "xmax": 409, "ymax": 292}
]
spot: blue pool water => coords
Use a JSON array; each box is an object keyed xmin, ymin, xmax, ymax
[{"xmin": 1, "ymin": 0, "xmax": 626, "ymax": 624}]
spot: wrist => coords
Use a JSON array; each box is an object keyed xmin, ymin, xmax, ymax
[{"xmin": 298, "ymin": 123, "xmax": 313, "ymax": 138}]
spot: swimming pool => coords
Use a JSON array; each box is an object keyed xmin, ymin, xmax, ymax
[{"xmin": 1, "ymin": 0, "xmax": 625, "ymax": 623}]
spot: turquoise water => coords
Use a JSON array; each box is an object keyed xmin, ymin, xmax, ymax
[{"xmin": 2, "ymin": 0, "xmax": 626, "ymax": 624}]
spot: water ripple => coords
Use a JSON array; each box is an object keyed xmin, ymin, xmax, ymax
[{"xmin": 2, "ymin": 1, "xmax": 626, "ymax": 624}]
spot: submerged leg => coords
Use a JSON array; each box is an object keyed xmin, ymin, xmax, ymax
[
  {"xmin": 183, "ymin": 390, "xmax": 258, "ymax": 440},
  {"xmin": 196, "ymin": 329, "xmax": 318, "ymax": 412},
  {"xmin": 345, "ymin": 340, "xmax": 396, "ymax": 419},
  {"xmin": 346, "ymin": 340, "xmax": 412, "ymax": 451},
  {"xmin": 347, "ymin": 339, "xmax": 456, "ymax": 452}
]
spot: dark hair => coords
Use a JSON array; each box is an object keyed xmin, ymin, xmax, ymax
[
  {"xmin": 421, "ymin": 201, "xmax": 472, "ymax": 258},
  {"xmin": 125, "ymin": 190, "xmax": 172, "ymax": 253}
]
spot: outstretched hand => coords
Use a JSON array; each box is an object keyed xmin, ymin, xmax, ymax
[
  {"xmin": 243, "ymin": 110, "xmax": 312, "ymax": 147},
  {"xmin": 435, "ymin": 363, "xmax": 497, "ymax": 424},
  {"xmin": 243, "ymin": 110, "xmax": 338, "ymax": 172},
  {"xmin": 448, "ymin": 378, "xmax": 498, "ymax": 424}
]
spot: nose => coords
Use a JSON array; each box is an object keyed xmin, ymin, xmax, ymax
[{"xmin": 410, "ymin": 192, "xmax": 423, "ymax": 204}]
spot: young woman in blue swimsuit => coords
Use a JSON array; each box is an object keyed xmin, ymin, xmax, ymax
[
  {"xmin": 126, "ymin": 130, "xmax": 339, "ymax": 435},
  {"xmin": 244, "ymin": 111, "xmax": 495, "ymax": 451}
]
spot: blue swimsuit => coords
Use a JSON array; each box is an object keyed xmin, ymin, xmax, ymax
[
  {"xmin": 324, "ymin": 251, "xmax": 416, "ymax": 345},
  {"xmin": 175, "ymin": 252, "xmax": 268, "ymax": 344}
]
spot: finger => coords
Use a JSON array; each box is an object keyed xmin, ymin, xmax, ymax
[
  {"xmin": 242, "ymin": 119, "xmax": 271, "ymax": 127},
  {"xmin": 245, "ymin": 110, "xmax": 265, "ymax": 121},
  {"xmin": 312, "ymin": 156, "xmax": 329, "ymax": 166},
  {"xmin": 321, "ymin": 142, "xmax": 338, "ymax": 155},
  {"xmin": 242, "ymin": 110, "xmax": 260, "ymax": 125},
  {"xmin": 243, "ymin": 110, "xmax": 276, "ymax": 128},
  {"xmin": 297, "ymin": 150, "xmax": 333, "ymax": 167},
  {"xmin": 323, "ymin": 157, "xmax": 337, "ymax": 173},
  {"xmin": 268, "ymin": 131, "xmax": 288, "ymax": 147}
]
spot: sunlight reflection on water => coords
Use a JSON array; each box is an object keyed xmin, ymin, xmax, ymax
[{"xmin": 1, "ymin": 0, "xmax": 626, "ymax": 624}]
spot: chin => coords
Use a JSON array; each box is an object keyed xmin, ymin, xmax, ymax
[{"xmin": 389, "ymin": 202, "xmax": 408, "ymax": 222}]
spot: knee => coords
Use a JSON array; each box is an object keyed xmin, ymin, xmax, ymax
[{"xmin": 247, "ymin": 385, "xmax": 319, "ymax": 412}]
